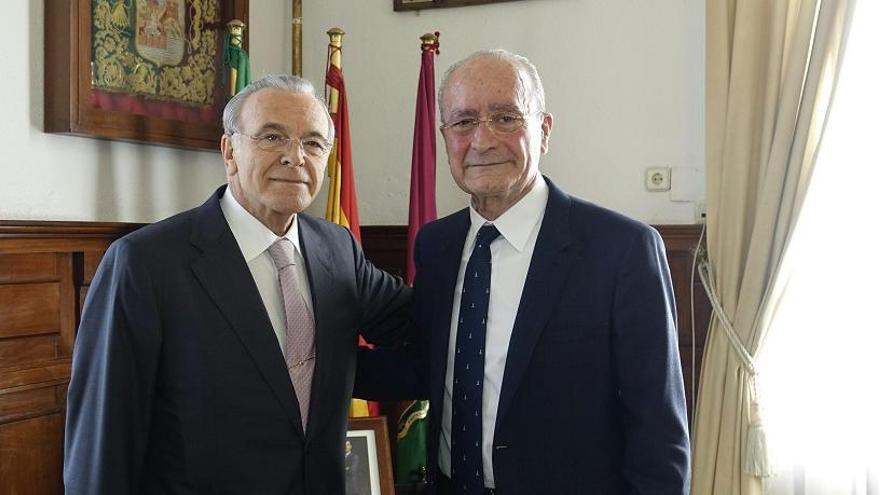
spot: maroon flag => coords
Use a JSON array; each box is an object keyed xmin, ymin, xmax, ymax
[{"xmin": 406, "ymin": 33, "xmax": 440, "ymax": 285}]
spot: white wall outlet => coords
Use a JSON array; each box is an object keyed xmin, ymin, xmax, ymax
[
  {"xmin": 695, "ymin": 201, "xmax": 706, "ymax": 223},
  {"xmin": 645, "ymin": 167, "xmax": 671, "ymax": 192}
]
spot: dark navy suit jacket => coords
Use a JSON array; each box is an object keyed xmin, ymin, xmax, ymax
[
  {"xmin": 358, "ymin": 178, "xmax": 690, "ymax": 494},
  {"xmin": 65, "ymin": 186, "xmax": 411, "ymax": 494}
]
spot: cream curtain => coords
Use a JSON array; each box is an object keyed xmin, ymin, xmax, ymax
[{"xmin": 692, "ymin": 1, "xmax": 854, "ymax": 494}]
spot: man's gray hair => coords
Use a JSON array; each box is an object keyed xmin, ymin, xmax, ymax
[
  {"xmin": 438, "ymin": 49, "xmax": 546, "ymax": 121},
  {"xmin": 222, "ymin": 74, "xmax": 335, "ymax": 143}
]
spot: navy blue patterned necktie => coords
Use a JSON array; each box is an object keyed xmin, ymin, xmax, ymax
[{"xmin": 451, "ymin": 224, "xmax": 501, "ymax": 495}]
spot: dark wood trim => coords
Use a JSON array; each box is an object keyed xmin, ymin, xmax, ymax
[
  {"xmin": 0, "ymin": 220, "xmax": 142, "ymax": 494},
  {"xmin": 394, "ymin": 0, "xmax": 524, "ymax": 12},
  {"xmin": 0, "ymin": 220, "xmax": 147, "ymax": 237}
]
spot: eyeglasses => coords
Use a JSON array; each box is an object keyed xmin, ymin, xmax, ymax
[
  {"xmin": 440, "ymin": 111, "xmax": 543, "ymax": 136},
  {"xmin": 234, "ymin": 132, "xmax": 331, "ymax": 157}
]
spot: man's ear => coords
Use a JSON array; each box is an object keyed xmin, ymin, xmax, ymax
[
  {"xmin": 540, "ymin": 112, "xmax": 553, "ymax": 154},
  {"xmin": 220, "ymin": 134, "xmax": 238, "ymax": 176}
]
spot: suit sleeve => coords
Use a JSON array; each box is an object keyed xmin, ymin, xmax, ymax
[
  {"xmin": 352, "ymin": 228, "xmax": 428, "ymax": 401},
  {"xmin": 64, "ymin": 238, "xmax": 162, "ymax": 494},
  {"xmin": 348, "ymin": 229, "xmax": 413, "ymax": 347},
  {"xmin": 612, "ymin": 227, "xmax": 691, "ymax": 494}
]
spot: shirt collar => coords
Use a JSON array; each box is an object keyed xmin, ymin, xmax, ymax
[
  {"xmin": 219, "ymin": 188, "xmax": 302, "ymax": 263},
  {"xmin": 467, "ymin": 174, "xmax": 549, "ymax": 252}
]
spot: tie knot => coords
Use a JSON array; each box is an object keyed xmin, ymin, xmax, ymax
[
  {"xmin": 267, "ymin": 238, "xmax": 296, "ymax": 270},
  {"xmin": 475, "ymin": 224, "xmax": 501, "ymax": 248}
]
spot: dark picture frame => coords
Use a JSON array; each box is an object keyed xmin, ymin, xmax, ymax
[
  {"xmin": 345, "ymin": 416, "xmax": 396, "ymax": 495},
  {"xmin": 394, "ymin": 0, "xmax": 522, "ymax": 12},
  {"xmin": 44, "ymin": 0, "xmax": 249, "ymax": 151}
]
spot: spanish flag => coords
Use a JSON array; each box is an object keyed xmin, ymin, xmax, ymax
[
  {"xmin": 324, "ymin": 29, "xmax": 361, "ymax": 242},
  {"xmin": 323, "ymin": 29, "xmax": 373, "ymax": 418}
]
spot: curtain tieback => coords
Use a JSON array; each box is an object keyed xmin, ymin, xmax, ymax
[{"xmin": 698, "ymin": 260, "xmax": 773, "ymax": 478}]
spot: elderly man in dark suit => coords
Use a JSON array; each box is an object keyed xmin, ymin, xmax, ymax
[
  {"xmin": 358, "ymin": 50, "xmax": 690, "ymax": 494},
  {"xmin": 64, "ymin": 74, "xmax": 412, "ymax": 494}
]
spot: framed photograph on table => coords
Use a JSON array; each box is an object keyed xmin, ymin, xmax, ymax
[
  {"xmin": 44, "ymin": 0, "xmax": 249, "ymax": 151},
  {"xmin": 346, "ymin": 416, "xmax": 395, "ymax": 495}
]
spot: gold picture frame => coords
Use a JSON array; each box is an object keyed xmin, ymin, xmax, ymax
[{"xmin": 345, "ymin": 416, "xmax": 396, "ymax": 495}]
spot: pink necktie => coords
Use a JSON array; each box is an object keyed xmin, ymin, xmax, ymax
[{"xmin": 267, "ymin": 238, "xmax": 315, "ymax": 431}]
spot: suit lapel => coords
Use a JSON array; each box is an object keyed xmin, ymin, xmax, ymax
[
  {"xmin": 295, "ymin": 216, "xmax": 335, "ymax": 441},
  {"xmin": 189, "ymin": 187, "xmax": 305, "ymax": 438},
  {"xmin": 429, "ymin": 210, "xmax": 471, "ymax": 409},
  {"xmin": 495, "ymin": 179, "xmax": 575, "ymax": 428}
]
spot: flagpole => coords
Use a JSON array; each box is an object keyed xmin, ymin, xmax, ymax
[
  {"xmin": 324, "ymin": 27, "xmax": 345, "ymax": 227},
  {"xmin": 291, "ymin": 0, "xmax": 302, "ymax": 75},
  {"xmin": 325, "ymin": 28, "xmax": 345, "ymax": 114}
]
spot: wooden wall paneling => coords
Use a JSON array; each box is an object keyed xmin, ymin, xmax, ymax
[
  {"xmin": 0, "ymin": 414, "xmax": 65, "ymax": 494},
  {"xmin": 57, "ymin": 253, "xmax": 76, "ymax": 359},
  {"xmin": 361, "ymin": 226, "xmax": 408, "ymax": 278},
  {"xmin": 0, "ymin": 253, "xmax": 57, "ymax": 283},
  {"xmin": 0, "ymin": 221, "xmax": 140, "ymax": 495},
  {"xmin": 0, "ymin": 283, "xmax": 61, "ymax": 339}
]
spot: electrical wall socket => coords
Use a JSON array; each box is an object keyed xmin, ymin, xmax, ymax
[
  {"xmin": 695, "ymin": 201, "xmax": 706, "ymax": 223},
  {"xmin": 645, "ymin": 167, "xmax": 671, "ymax": 192}
]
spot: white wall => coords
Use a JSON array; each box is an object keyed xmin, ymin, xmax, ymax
[
  {"xmin": 301, "ymin": 0, "xmax": 705, "ymax": 224},
  {"xmin": 2, "ymin": 0, "xmax": 703, "ymax": 225}
]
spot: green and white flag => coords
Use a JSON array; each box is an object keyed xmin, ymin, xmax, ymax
[{"xmin": 396, "ymin": 400, "xmax": 429, "ymax": 483}]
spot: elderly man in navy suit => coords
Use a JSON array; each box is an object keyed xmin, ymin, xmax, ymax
[
  {"xmin": 358, "ymin": 50, "xmax": 690, "ymax": 494},
  {"xmin": 64, "ymin": 74, "xmax": 412, "ymax": 494}
]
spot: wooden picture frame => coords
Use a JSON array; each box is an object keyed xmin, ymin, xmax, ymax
[
  {"xmin": 345, "ymin": 416, "xmax": 396, "ymax": 495},
  {"xmin": 394, "ymin": 0, "xmax": 522, "ymax": 12},
  {"xmin": 44, "ymin": 0, "xmax": 249, "ymax": 151}
]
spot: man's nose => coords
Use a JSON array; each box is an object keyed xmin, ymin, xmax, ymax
[
  {"xmin": 469, "ymin": 121, "xmax": 497, "ymax": 151},
  {"xmin": 280, "ymin": 139, "xmax": 306, "ymax": 167}
]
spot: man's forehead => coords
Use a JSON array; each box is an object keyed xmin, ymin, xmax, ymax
[
  {"xmin": 443, "ymin": 59, "xmax": 530, "ymax": 112},
  {"xmin": 240, "ymin": 89, "xmax": 325, "ymax": 129}
]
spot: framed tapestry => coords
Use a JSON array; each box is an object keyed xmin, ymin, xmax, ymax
[{"xmin": 45, "ymin": 0, "xmax": 249, "ymax": 151}]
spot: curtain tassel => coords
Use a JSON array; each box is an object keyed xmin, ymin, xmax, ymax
[
  {"xmin": 744, "ymin": 422, "xmax": 772, "ymax": 477},
  {"xmin": 699, "ymin": 260, "xmax": 774, "ymax": 478},
  {"xmin": 743, "ymin": 381, "xmax": 773, "ymax": 477}
]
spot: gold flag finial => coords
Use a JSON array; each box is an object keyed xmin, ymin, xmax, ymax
[
  {"xmin": 327, "ymin": 27, "xmax": 345, "ymax": 48},
  {"xmin": 226, "ymin": 20, "xmax": 247, "ymax": 96},
  {"xmin": 420, "ymin": 32, "xmax": 440, "ymax": 53},
  {"xmin": 325, "ymin": 28, "xmax": 346, "ymax": 115},
  {"xmin": 227, "ymin": 19, "xmax": 246, "ymax": 43}
]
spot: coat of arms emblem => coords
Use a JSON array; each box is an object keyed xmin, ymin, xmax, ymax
[{"xmin": 135, "ymin": 0, "xmax": 185, "ymax": 66}]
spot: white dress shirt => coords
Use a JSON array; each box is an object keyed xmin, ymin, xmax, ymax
[
  {"xmin": 438, "ymin": 175, "xmax": 549, "ymax": 488},
  {"xmin": 220, "ymin": 189, "xmax": 314, "ymax": 355}
]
